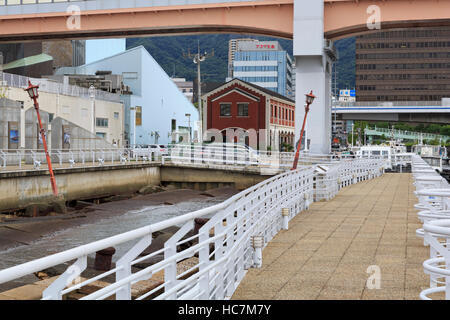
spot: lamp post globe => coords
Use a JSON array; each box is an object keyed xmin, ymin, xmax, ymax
[
  {"xmin": 305, "ymin": 91, "xmax": 316, "ymax": 106},
  {"xmin": 25, "ymin": 81, "xmax": 39, "ymax": 100}
]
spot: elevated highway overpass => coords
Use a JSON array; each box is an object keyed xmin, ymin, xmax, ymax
[
  {"xmin": 1, "ymin": 0, "xmax": 450, "ymax": 42},
  {"xmin": 332, "ymin": 101, "xmax": 450, "ymax": 124}
]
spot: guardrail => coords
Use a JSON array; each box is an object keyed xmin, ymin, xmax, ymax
[
  {"xmin": 0, "ymin": 148, "xmax": 161, "ymax": 170},
  {"xmin": 364, "ymin": 127, "xmax": 450, "ymax": 142},
  {"xmin": 335, "ymin": 101, "xmax": 442, "ymax": 107},
  {"xmin": 162, "ymin": 144, "xmax": 363, "ymax": 172},
  {"xmin": 410, "ymin": 154, "xmax": 450, "ymax": 300},
  {"xmin": 1, "ymin": 72, "xmax": 121, "ymax": 103},
  {"xmin": 0, "ymin": 157, "xmax": 385, "ymax": 300}
]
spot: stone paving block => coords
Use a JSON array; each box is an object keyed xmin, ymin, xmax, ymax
[
  {"xmin": 232, "ymin": 288, "xmax": 275, "ymax": 300},
  {"xmin": 301, "ymin": 261, "xmax": 337, "ymax": 273},
  {"xmin": 404, "ymin": 288, "xmax": 422, "ymax": 300},
  {"xmin": 317, "ymin": 286, "xmax": 364, "ymax": 299},
  {"xmin": 361, "ymin": 288, "xmax": 405, "ymax": 300},
  {"xmin": 273, "ymin": 283, "xmax": 323, "ymax": 300},
  {"xmin": 326, "ymin": 276, "xmax": 368, "ymax": 289},
  {"xmin": 380, "ymin": 278, "xmax": 405, "ymax": 289},
  {"xmin": 0, "ymin": 284, "xmax": 45, "ymax": 300},
  {"xmin": 285, "ymin": 270, "xmax": 334, "ymax": 285}
]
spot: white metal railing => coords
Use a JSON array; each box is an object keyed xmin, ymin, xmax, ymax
[
  {"xmin": 421, "ymin": 220, "xmax": 450, "ymax": 300},
  {"xmin": 162, "ymin": 144, "xmax": 363, "ymax": 172},
  {"xmin": 364, "ymin": 127, "xmax": 450, "ymax": 143},
  {"xmin": 0, "ymin": 157, "xmax": 385, "ymax": 300},
  {"xmin": 411, "ymin": 154, "xmax": 450, "ymax": 300},
  {"xmin": 335, "ymin": 101, "xmax": 443, "ymax": 107},
  {"xmin": 0, "ymin": 72, "xmax": 121, "ymax": 103},
  {"xmin": 0, "ymin": 148, "xmax": 161, "ymax": 171}
]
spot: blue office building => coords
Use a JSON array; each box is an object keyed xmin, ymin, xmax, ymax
[{"xmin": 230, "ymin": 40, "xmax": 294, "ymax": 99}]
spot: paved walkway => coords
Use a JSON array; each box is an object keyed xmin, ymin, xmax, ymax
[{"xmin": 232, "ymin": 173, "xmax": 428, "ymax": 300}]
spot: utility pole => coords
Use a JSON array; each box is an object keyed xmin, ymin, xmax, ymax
[
  {"xmin": 184, "ymin": 41, "xmax": 214, "ymax": 144},
  {"xmin": 332, "ymin": 65, "xmax": 338, "ymax": 134}
]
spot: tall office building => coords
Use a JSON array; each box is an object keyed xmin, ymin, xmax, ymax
[
  {"xmin": 71, "ymin": 40, "xmax": 86, "ymax": 67},
  {"xmin": 227, "ymin": 38, "xmax": 258, "ymax": 79},
  {"xmin": 356, "ymin": 26, "xmax": 450, "ymax": 102},
  {"xmin": 229, "ymin": 39, "xmax": 294, "ymax": 99}
]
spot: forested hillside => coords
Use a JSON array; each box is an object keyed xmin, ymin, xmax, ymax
[{"xmin": 127, "ymin": 35, "xmax": 356, "ymax": 90}]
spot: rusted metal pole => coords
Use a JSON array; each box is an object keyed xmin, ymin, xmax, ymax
[
  {"xmin": 291, "ymin": 104, "xmax": 310, "ymax": 170},
  {"xmin": 33, "ymin": 95, "xmax": 58, "ymax": 196}
]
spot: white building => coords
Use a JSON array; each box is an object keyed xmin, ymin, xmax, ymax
[
  {"xmin": 172, "ymin": 78, "xmax": 194, "ymax": 103},
  {"xmin": 0, "ymin": 72, "xmax": 124, "ymax": 148},
  {"xmin": 71, "ymin": 46, "xmax": 198, "ymax": 146}
]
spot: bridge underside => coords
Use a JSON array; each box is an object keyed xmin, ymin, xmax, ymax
[
  {"xmin": 1, "ymin": 0, "xmax": 450, "ymax": 42},
  {"xmin": 339, "ymin": 113, "xmax": 450, "ymax": 125}
]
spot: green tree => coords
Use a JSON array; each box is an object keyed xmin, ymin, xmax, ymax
[{"xmin": 440, "ymin": 125, "xmax": 450, "ymax": 136}]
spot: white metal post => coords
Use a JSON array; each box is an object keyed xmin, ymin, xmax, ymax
[{"xmin": 282, "ymin": 208, "xmax": 289, "ymax": 230}]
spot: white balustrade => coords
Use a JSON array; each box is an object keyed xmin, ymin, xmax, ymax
[
  {"xmin": 0, "ymin": 157, "xmax": 385, "ymax": 300},
  {"xmin": 411, "ymin": 154, "xmax": 450, "ymax": 300}
]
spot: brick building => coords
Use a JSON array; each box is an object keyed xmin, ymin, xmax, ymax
[{"xmin": 202, "ymin": 79, "xmax": 295, "ymax": 151}]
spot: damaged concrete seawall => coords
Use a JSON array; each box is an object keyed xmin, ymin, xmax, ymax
[
  {"xmin": 0, "ymin": 164, "xmax": 161, "ymax": 212},
  {"xmin": 0, "ymin": 163, "xmax": 271, "ymax": 212}
]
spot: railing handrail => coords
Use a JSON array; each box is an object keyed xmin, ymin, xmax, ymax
[
  {"xmin": 0, "ymin": 164, "xmax": 304, "ymax": 284},
  {"xmin": 1, "ymin": 72, "xmax": 121, "ymax": 103}
]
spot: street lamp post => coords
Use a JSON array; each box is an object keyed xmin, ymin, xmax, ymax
[
  {"xmin": 25, "ymin": 80, "xmax": 58, "ymax": 197},
  {"xmin": 351, "ymin": 122, "xmax": 354, "ymax": 147},
  {"xmin": 185, "ymin": 42, "xmax": 213, "ymax": 144},
  {"xmin": 185, "ymin": 113, "xmax": 191, "ymax": 143},
  {"xmin": 292, "ymin": 90, "xmax": 316, "ymax": 170},
  {"xmin": 89, "ymin": 85, "xmax": 96, "ymax": 133}
]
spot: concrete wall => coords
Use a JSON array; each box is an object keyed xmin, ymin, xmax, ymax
[
  {"xmin": 0, "ymin": 164, "xmax": 161, "ymax": 212},
  {"xmin": 0, "ymin": 98, "xmax": 21, "ymax": 150},
  {"xmin": 50, "ymin": 117, "xmax": 115, "ymax": 150},
  {"xmin": 0, "ymin": 164, "xmax": 270, "ymax": 212},
  {"xmin": 160, "ymin": 165, "xmax": 268, "ymax": 191},
  {"xmin": 25, "ymin": 107, "xmax": 49, "ymax": 150}
]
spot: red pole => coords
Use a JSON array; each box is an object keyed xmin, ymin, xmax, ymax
[
  {"xmin": 291, "ymin": 103, "xmax": 310, "ymax": 170},
  {"xmin": 33, "ymin": 97, "xmax": 58, "ymax": 196}
]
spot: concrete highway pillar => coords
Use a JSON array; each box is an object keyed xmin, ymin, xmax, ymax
[{"xmin": 293, "ymin": 0, "xmax": 334, "ymax": 155}]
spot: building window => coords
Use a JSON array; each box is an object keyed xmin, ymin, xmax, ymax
[
  {"xmin": 220, "ymin": 103, "xmax": 231, "ymax": 117},
  {"xmin": 237, "ymin": 103, "xmax": 249, "ymax": 117},
  {"xmin": 171, "ymin": 119, "xmax": 176, "ymax": 132},
  {"xmin": 135, "ymin": 106, "xmax": 142, "ymax": 126},
  {"xmin": 96, "ymin": 118, "xmax": 108, "ymax": 128},
  {"xmin": 96, "ymin": 132, "xmax": 106, "ymax": 139},
  {"xmin": 114, "ymin": 112, "xmax": 119, "ymax": 119}
]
